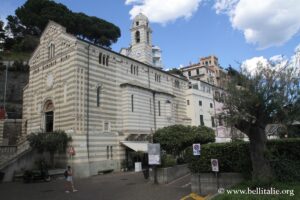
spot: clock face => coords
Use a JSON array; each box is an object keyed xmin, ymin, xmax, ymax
[{"xmin": 46, "ymin": 74, "xmax": 54, "ymax": 88}]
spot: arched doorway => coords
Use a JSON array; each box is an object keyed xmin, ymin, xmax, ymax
[{"xmin": 44, "ymin": 100, "xmax": 54, "ymax": 132}]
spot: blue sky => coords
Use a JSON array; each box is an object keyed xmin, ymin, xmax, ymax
[{"xmin": 1, "ymin": 0, "xmax": 300, "ymax": 70}]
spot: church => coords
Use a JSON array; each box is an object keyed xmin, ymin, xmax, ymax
[{"xmin": 22, "ymin": 13, "xmax": 190, "ymax": 177}]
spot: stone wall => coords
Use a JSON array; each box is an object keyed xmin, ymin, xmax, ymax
[
  {"xmin": 2, "ymin": 119, "xmax": 22, "ymax": 145},
  {"xmin": 150, "ymin": 164, "xmax": 190, "ymax": 184},
  {"xmin": 191, "ymin": 173, "xmax": 244, "ymax": 195},
  {"xmin": 1, "ymin": 150, "xmax": 50, "ymax": 182},
  {"xmin": 0, "ymin": 68, "xmax": 29, "ymax": 119}
]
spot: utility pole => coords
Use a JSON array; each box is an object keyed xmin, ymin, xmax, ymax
[{"xmin": 3, "ymin": 61, "xmax": 9, "ymax": 113}]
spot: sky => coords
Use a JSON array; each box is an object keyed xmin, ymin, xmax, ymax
[{"xmin": 1, "ymin": 0, "xmax": 300, "ymax": 70}]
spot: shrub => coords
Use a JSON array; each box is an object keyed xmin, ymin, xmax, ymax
[
  {"xmin": 186, "ymin": 139, "xmax": 300, "ymax": 181},
  {"xmin": 160, "ymin": 154, "xmax": 176, "ymax": 168},
  {"xmin": 153, "ymin": 125, "xmax": 215, "ymax": 156},
  {"xmin": 27, "ymin": 130, "xmax": 72, "ymax": 168}
]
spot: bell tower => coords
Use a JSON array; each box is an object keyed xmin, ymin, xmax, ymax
[{"xmin": 129, "ymin": 13, "xmax": 153, "ymax": 65}]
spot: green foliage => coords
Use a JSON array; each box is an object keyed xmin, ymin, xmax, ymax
[
  {"xmin": 186, "ymin": 139, "xmax": 300, "ymax": 181},
  {"xmin": 185, "ymin": 141, "xmax": 252, "ymax": 178},
  {"xmin": 153, "ymin": 125, "xmax": 215, "ymax": 156},
  {"xmin": 4, "ymin": 0, "xmax": 121, "ymax": 53},
  {"xmin": 167, "ymin": 68, "xmax": 184, "ymax": 77},
  {"xmin": 160, "ymin": 154, "xmax": 176, "ymax": 168},
  {"xmin": 224, "ymin": 64, "xmax": 300, "ymax": 136},
  {"xmin": 27, "ymin": 130, "xmax": 72, "ymax": 154}
]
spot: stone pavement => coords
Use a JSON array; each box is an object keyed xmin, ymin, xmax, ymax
[{"xmin": 0, "ymin": 172, "xmax": 191, "ymax": 200}]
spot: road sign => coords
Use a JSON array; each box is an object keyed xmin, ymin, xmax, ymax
[
  {"xmin": 148, "ymin": 143, "xmax": 161, "ymax": 165},
  {"xmin": 68, "ymin": 146, "xmax": 76, "ymax": 156},
  {"xmin": 193, "ymin": 144, "xmax": 201, "ymax": 156},
  {"xmin": 211, "ymin": 159, "xmax": 219, "ymax": 172}
]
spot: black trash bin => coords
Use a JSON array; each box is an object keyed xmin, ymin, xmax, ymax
[{"xmin": 142, "ymin": 168, "xmax": 149, "ymax": 179}]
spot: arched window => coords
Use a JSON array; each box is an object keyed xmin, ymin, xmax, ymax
[
  {"xmin": 99, "ymin": 53, "xmax": 102, "ymax": 64},
  {"xmin": 131, "ymin": 94, "xmax": 134, "ymax": 112},
  {"xmin": 48, "ymin": 43, "xmax": 55, "ymax": 59},
  {"xmin": 135, "ymin": 31, "xmax": 140, "ymax": 43},
  {"xmin": 102, "ymin": 55, "xmax": 106, "ymax": 65},
  {"xmin": 106, "ymin": 55, "xmax": 109, "ymax": 66},
  {"xmin": 147, "ymin": 32, "xmax": 150, "ymax": 44},
  {"xmin": 97, "ymin": 86, "xmax": 101, "ymax": 107}
]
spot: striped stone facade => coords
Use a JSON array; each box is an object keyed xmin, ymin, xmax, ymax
[{"xmin": 22, "ymin": 21, "xmax": 190, "ymax": 177}]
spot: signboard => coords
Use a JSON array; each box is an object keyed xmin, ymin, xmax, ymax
[
  {"xmin": 211, "ymin": 159, "xmax": 219, "ymax": 172},
  {"xmin": 193, "ymin": 143, "xmax": 201, "ymax": 156},
  {"xmin": 68, "ymin": 146, "xmax": 76, "ymax": 156},
  {"xmin": 148, "ymin": 143, "xmax": 161, "ymax": 165}
]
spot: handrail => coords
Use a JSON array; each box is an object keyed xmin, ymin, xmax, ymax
[{"xmin": 0, "ymin": 145, "xmax": 17, "ymax": 154}]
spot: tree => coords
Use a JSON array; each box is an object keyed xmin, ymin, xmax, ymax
[
  {"xmin": 27, "ymin": 130, "xmax": 72, "ymax": 168},
  {"xmin": 3, "ymin": 0, "xmax": 121, "ymax": 52},
  {"xmin": 153, "ymin": 125, "xmax": 215, "ymax": 156},
  {"xmin": 223, "ymin": 62, "xmax": 300, "ymax": 182},
  {"xmin": 168, "ymin": 68, "xmax": 184, "ymax": 77},
  {"xmin": 16, "ymin": 0, "xmax": 120, "ymax": 46}
]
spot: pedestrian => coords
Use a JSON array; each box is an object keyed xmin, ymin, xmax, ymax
[{"xmin": 65, "ymin": 165, "xmax": 78, "ymax": 193}]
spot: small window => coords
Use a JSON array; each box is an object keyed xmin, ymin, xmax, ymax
[
  {"xmin": 155, "ymin": 73, "xmax": 161, "ymax": 82},
  {"xmin": 97, "ymin": 86, "xmax": 101, "ymax": 107},
  {"xmin": 102, "ymin": 55, "xmax": 106, "ymax": 65},
  {"xmin": 175, "ymin": 80, "xmax": 180, "ymax": 88},
  {"xmin": 150, "ymin": 98, "xmax": 152, "ymax": 114},
  {"xmin": 136, "ymin": 21, "xmax": 139, "ymax": 26},
  {"xmin": 200, "ymin": 115, "xmax": 204, "ymax": 126},
  {"xmin": 199, "ymin": 101, "xmax": 202, "ymax": 106},
  {"xmin": 104, "ymin": 122, "xmax": 109, "ymax": 131},
  {"xmin": 135, "ymin": 31, "xmax": 140, "ymax": 43},
  {"xmin": 196, "ymin": 69, "xmax": 199, "ymax": 75},
  {"xmin": 131, "ymin": 94, "xmax": 134, "ymax": 112},
  {"xmin": 48, "ymin": 43, "xmax": 55, "ymax": 59},
  {"xmin": 211, "ymin": 117, "xmax": 215, "ymax": 127},
  {"xmin": 147, "ymin": 32, "xmax": 150, "ymax": 44},
  {"xmin": 99, "ymin": 53, "xmax": 102, "ymax": 64},
  {"xmin": 210, "ymin": 103, "xmax": 213, "ymax": 108},
  {"xmin": 110, "ymin": 146, "xmax": 113, "ymax": 160},
  {"xmin": 106, "ymin": 146, "xmax": 109, "ymax": 159},
  {"xmin": 188, "ymin": 71, "xmax": 191, "ymax": 76},
  {"xmin": 187, "ymin": 100, "xmax": 190, "ymax": 105},
  {"xmin": 106, "ymin": 55, "xmax": 109, "ymax": 66},
  {"xmin": 158, "ymin": 101, "xmax": 161, "ymax": 116}
]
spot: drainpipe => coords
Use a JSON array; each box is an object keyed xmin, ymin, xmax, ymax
[
  {"xmin": 153, "ymin": 92, "xmax": 156, "ymax": 132},
  {"xmin": 86, "ymin": 44, "xmax": 91, "ymax": 159}
]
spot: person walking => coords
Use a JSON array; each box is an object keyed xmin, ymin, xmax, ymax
[{"xmin": 65, "ymin": 165, "xmax": 78, "ymax": 193}]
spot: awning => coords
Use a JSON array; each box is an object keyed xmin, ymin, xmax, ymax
[{"xmin": 120, "ymin": 141, "xmax": 149, "ymax": 152}]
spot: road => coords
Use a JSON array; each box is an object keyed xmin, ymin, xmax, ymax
[{"xmin": 0, "ymin": 172, "xmax": 191, "ymax": 200}]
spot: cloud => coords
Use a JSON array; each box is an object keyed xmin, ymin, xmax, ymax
[
  {"xmin": 125, "ymin": 0, "xmax": 202, "ymax": 24},
  {"xmin": 214, "ymin": 0, "xmax": 300, "ymax": 49},
  {"xmin": 242, "ymin": 43, "xmax": 300, "ymax": 76},
  {"xmin": 241, "ymin": 56, "xmax": 269, "ymax": 74}
]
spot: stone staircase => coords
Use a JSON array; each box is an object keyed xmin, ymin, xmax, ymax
[{"xmin": 0, "ymin": 137, "xmax": 30, "ymax": 171}]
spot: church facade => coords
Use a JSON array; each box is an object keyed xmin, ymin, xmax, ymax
[{"xmin": 22, "ymin": 14, "xmax": 190, "ymax": 177}]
